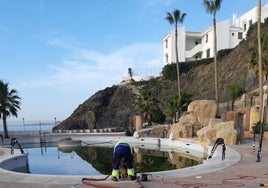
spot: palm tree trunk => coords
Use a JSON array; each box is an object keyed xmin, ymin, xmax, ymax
[
  {"xmin": 258, "ymin": 0, "xmax": 263, "ymax": 122},
  {"xmin": 213, "ymin": 16, "xmax": 219, "ymax": 115},
  {"xmin": 175, "ymin": 28, "xmax": 181, "ymax": 99},
  {"xmin": 3, "ymin": 115, "xmax": 9, "ymax": 138},
  {"xmin": 257, "ymin": 0, "xmax": 263, "ymax": 162}
]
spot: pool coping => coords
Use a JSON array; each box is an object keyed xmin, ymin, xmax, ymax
[{"xmin": 0, "ymin": 134, "xmax": 241, "ymax": 187}]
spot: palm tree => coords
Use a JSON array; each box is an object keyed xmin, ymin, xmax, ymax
[
  {"xmin": 256, "ymin": 0, "xmax": 263, "ymax": 162},
  {"xmin": 249, "ymin": 32, "xmax": 268, "ymax": 105},
  {"xmin": 263, "ymin": 32, "xmax": 268, "ymax": 105},
  {"xmin": 0, "ymin": 80, "xmax": 21, "ymax": 138},
  {"xmin": 164, "ymin": 93, "xmax": 192, "ymax": 124},
  {"xmin": 229, "ymin": 83, "xmax": 245, "ymax": 111},
  {"xmin": 249, "ymin": 32, "xmax": 268, "ymax": 107},
  {"xmin": 203, "ymin": 0, "xmax": 222, "ymax": 112},
  {"xmin": 164, "ymin": 95, "xmax": 180, "ymax": 124},
  {"xmin": 134, "ymin": 90, "xmax": 157, "ymax": 127},
  {"xmin": 165, "ymin": 9, "xmax": 186, "ymax": 100},
  {"xmin": 128, "ymin": 67, "xmax": 133, "ymax": 80}
]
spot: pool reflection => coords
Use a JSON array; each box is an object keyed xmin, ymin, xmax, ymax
[
  {"xmin": 19, "ymin": 144, "xmax": 203, "ymax": 176},
  {"xmin": 73, "ymin": 146, "xmax": 203, "ymax": 175}
]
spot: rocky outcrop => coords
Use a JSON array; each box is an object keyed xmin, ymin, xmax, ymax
[
  {"xmin": 197, "ymin": 119, "xmax": 237, "ymax": 146},
  {"xmin": 187, "ymin": 100, "xmax": 217, "ymax": 126},
  {"xmin": 168, "ymin": 100, "xmax": 217, "ymax": 139},
  {"xmin": 168, "ymin": 100, "xmax": 238, "ymax": 145},
  {"xmin": 53, "ymin": 85, "xmax": 137, "ymax": 130}
]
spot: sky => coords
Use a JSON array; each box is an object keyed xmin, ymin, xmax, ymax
[{"xmin": 1, "ymin": 0, "xmax": 268, "ymax": 122}]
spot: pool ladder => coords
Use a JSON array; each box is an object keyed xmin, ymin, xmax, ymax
[{"xmin": 10, "ymin": 138, "xmax": 24, "ymax": 155}]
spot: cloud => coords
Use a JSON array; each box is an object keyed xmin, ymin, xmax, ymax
[
  {"xmin": 48, "ymin": 42, "xmax": 163, "ymax": 89},
  {"xmin": 17, "ymin": 39, "xmax": 163, "ymax": 94}
]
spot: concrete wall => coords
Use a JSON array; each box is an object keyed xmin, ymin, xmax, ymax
[{"xmin": 0, "ymin": 149, "xmax": 29, "ymax": 172}]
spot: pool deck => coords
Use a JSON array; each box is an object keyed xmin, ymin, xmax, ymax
[{"xmin": 0, "ymin": 134, "xmax": 267, "ymax": 188}]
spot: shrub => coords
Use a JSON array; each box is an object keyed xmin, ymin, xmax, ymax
[{"xmin": 252, "ymin": 121, "xmax": 268, "ymax": 134}]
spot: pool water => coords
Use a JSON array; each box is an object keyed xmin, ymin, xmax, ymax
[
  {"xmin": 20, "ymin": 145, "xmax": 203, "ymax": 176},
  {"xmin": 25, "ymin": 147, "xmax": 102, "ymax": 175}
]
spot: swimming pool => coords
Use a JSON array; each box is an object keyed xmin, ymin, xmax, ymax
[
  {"xmin": 17, "ymin": 143, "xmax": 203, "ymax": 176},
  {"xmin": 4, "ymin": 134, "xmax": 208, "ymax": 177}
]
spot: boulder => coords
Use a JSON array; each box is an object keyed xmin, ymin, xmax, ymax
[
  {"xmin": 197, "ymin": 119, "xmax": 237, "ymax": 146},
  {"xmin": 169, "ymin": 115, "xmax": 194, "ymax": 139},
  {"xmin": 168, "ymin": 100, "xmax": 217, "ymax": 139},
  {"xmin": 187, "ymin": 100, "xmax": 217, "ymax": 127}
]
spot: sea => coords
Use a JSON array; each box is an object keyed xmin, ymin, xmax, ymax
[{"xmin": 0, "ymin": 121, "xmax": 55, "ymax": 132}]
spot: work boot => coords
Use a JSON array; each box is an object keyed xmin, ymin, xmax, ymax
[
  {"xmin": 111, "ymin": 176, "xmax": 117, "ymax": 181},
  {"xmin": 130, "ymin": 175, "xmax": 136, "ymax": 180}
]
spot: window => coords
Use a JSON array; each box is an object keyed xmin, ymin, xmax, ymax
[
  {"xmin": 249, "ymin": 20, "xmax": 252, "ymax": 26},
  {"xmin": 238, "ymin": 32, "xmax": 243, "ymax": 39},
  {"xmin": 205, "ymin": 34, "xmax": 208, "ymax": 43},
  {"xmin": 232, "ymin": 33, "xmax": 234, "ymax": 36},
  {"xmin": 243, "ymin": 23, "xmax": 247, "ymax": 31},
  {"xmin": 206, "ymin": 49, "xmax": 210, "ymax": 58},
  {"xmin": 165, "ymin": 39, "xmax": 168, "ymax": 48},
  {"xmin": 165, "ymin": 54, "xmax": 168, "ymax": 63}
]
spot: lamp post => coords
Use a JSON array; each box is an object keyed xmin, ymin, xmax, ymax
[
  {"xmin": 257, "ymin": 93, "xmax": 265, "ymax": 162},
  {"xmin": 257, "ymin": 122, "xmax": 264, "ymax": 162},
  {"xmin": 39, "ymin": 120, "xmax": 41, "ymax": 135},
  {"xmin": 22, "ymin": 118, "xmax": 25, "ymax": 131}
]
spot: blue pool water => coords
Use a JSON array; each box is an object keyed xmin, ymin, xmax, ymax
[
  {"xmin": 25, "ymin": 147, "xmax": 102, "ymax": 176},
  {"xmin": 20, "ymin": 144, "xmax": 203, "ymax": 176}
]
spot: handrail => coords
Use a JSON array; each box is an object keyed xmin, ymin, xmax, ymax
[
  {"xmin": 10, "ymin": 138, "xmax": 24, "ymax": 154},
  {"xmin": 0, "ymin": 134, "xmax": 3, "ymax": 145},
  {"xmin": 208, "ymin": 138, "xmax": 226, "ymax": 160}
]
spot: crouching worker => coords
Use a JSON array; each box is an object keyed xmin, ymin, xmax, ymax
[{"xmin": 112, "ymin": 141, "xmax": 136, "ymax": 181}]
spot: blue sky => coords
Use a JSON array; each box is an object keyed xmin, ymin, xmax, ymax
[{"xmin": 1, "ymin": 0, "xmax": 268, "ymax": 122}]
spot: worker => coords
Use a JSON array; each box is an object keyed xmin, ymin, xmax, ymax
[{"xmin": 111, "ymin": 140, "xmax": 136, "ymax": 181}]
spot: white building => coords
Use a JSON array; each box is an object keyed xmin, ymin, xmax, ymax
[{"xmin": 163, "ymin": 3, "xmax": 268, "ymax": 65}]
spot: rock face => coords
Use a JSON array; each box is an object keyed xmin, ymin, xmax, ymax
[
  {"xmin": 168, "ymin": 100, "xmax": 217, "ymax": 139},
  {"xmin": 53, "ymin": 85, "xmax": 137, "ymax": 130},
  {"xmin": 197, "ymin": 119, "xmax": 237, "ymax": 146},
  {"xmin": 168, "ymin": 100, "xmax": 237, "ymax": 146},
  {"xmin": 187, "ymin": 100, "xmax": 217, "ymax": 126}
]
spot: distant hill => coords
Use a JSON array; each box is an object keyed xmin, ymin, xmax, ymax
[{"xmin": 53, "ymin": 22, "xmax": 268, "ymax": 131}]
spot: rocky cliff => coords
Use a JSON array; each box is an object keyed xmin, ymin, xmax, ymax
[
  {"xmin": 53, "ymin": 85, "xmax": 137, "ymax": 130},
  {"xmin": 53, "ymin": 22, "xmax": 267, "ymax": 131}
]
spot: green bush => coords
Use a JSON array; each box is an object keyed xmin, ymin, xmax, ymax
[
  {"xmin": 161, "ymin": 58, "xmax": 214, "ymax": 81},
  {"xmin": 252, "ymin": 121, "xmax": 268, "ymax": 134},
  {"xmin": 162, "ymin": 63, "xmax": 177, "ymax": 80},
  {"xmin": 217, "ymin": 48, "xmax": 233, "ymax": 61}
]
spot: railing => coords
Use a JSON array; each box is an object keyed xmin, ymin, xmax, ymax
[
  {"xmin": 0, "ymin": 120, "xmax": 57, "ymax": 132},
  {"xmin": 10, "ymin": 138, "xmax": 24, "ymax": 155},
  {"xmin": 185, "ymin": 44, "xmax": 202, "ymax": 58}
]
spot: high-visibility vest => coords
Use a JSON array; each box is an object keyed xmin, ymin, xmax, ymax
[{"xmin": 114, "ymin": 141, "xmax": 133, "ymax": 155}]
